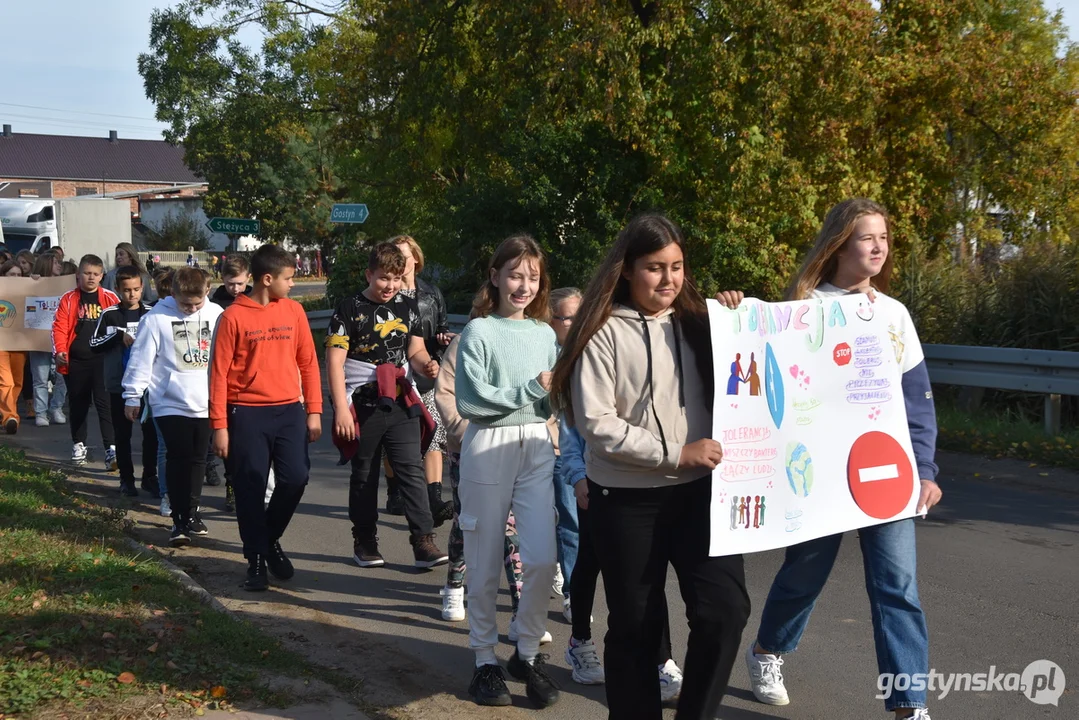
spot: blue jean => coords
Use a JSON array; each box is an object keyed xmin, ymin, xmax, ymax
[
  {"xmin": 756, "ymin": 518, "xmax": 928, "ymax": 711},
  {"xmin": 28, "ymin": 351, "xmax": 66, "ymax": 415},
  {"xmin": 552, "ymin": 456, "xmax": 579, "ymax": 599},
  {"xmin": 154, "ymin": 416, "xmax": 167, "ymax": 499}
]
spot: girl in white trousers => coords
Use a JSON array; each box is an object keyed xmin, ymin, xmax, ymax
[{"xmin": 455, "ymin": 235, "xmax": 561, "ymax": 709}]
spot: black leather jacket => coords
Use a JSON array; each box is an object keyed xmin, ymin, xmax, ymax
[{"xmin": 413, "ymin": 277, "xmax": 449, "ymax": 393}]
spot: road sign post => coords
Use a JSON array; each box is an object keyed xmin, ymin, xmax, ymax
[
  {"xmin": 206, "ymin": 217, "xmax": 260, "ymax": 235},
  {"xmin": 330, "ymin": 204, "xmax": 369, "ymax": 224}
]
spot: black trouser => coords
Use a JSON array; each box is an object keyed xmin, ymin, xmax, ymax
[
  {"xmin": 67, "ymin": 357, "xmax": 114, "ymax": 446},
  {"xmin": 348, "ymin": 400, "xmax": 433, "ymax": 538},
  {"xmin": 225, "ymin": 403, "xmax": 309, "ymax": 559},
  {"xmin": 156, "ymin": 415, "xmax": 210, "ymax": 525},
  {"xmin": 573, "ymin": 503, "xmax": 674, "ymax": 662},
  {"xmin": 109, "ymin": 393, "xmax": 158, "ymax": 483},
  {"xmin": 589, "ymin": 476, "xmax": 750, "ymax": 720}
]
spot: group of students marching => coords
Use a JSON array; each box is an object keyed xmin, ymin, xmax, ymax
[
  {"xmin": 12, "ymin": 196, "xmax": 941, "ymax": 720},
  {"xmin": 319, "ymin": 199, "xmax": 939, "ymax": 720}
]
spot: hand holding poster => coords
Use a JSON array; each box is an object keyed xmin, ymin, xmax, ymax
[
  {"xmin": 707, "ymin": 294, "xmax": 920, "ymax": 556},
  {"xmin": 0, "ymin": 276, "xmax": 76, "ymax": 351}
]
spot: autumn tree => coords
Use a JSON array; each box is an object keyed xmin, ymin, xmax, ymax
[{"xmin": 140, "ymin": 0, "xmax": 1079, "ymax": 298}]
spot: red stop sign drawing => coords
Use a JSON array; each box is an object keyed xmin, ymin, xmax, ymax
[
  {"xmin": 847, "ymin": 431, "xmax": 914, "ymax": 519},
  {"xmin": 834, "ymin": 342, "xmax": 852, "ymax": 366}
]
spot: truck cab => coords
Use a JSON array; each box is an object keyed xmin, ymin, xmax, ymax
[{"xmin": 0, "ymin": 199, "xmax": 57, "ymax": 253}]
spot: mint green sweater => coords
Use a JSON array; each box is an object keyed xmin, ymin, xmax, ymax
[{"xmin": 454, "ymin": 315, "xmax": 558, "ymax": 427}]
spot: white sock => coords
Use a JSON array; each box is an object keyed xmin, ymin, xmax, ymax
[
  {"xmin": 517, "ymin": 644, "xmax": 538, "ymax": 664},
  {"xmin": 475, "ymin": 647, "xmax": 497, "ymax": 668}
]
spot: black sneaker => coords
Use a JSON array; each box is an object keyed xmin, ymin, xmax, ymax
[
  {"xmin": 119, "ymin": 479, "xmax": 138, "ymax": 497},
  {"xmin": 385, "ymin": 488, "xmax": 405, "ymax": 516},
  {"xmin": 140, "ymin": 476, "xmax": 159, "ymax": 496},
  {"xmin": 507, "ymin": 650, "xmax": 561, "ymax": 708},
  {"xmin": 468, "ymin": 663, "xmax": 511, "ymax": 706},
  {"xmin": 410, "ymin": 533, "xmax": 449, "ymax": 569},
  {"xmin": 4, "ymin": 418, "xmax": 17, "ymax": 435},
  {"xmin": 352, "ymin": 533, "xmax": 385, "ymax": 568},
  {"xmin": 267, "ymin": 540, "xmax": 294, "ymax": 580},
  {"xmin": 205, "ymin": 464, "xmax": 223, "ymax": 487},
  {"xmin": 244, "ymin": 555, "xmax": 268, "ymax": 591},
  {"xmin": 169, "ymin": 523, "xmax": 191, "ymax": 548},
  {"xmin": 224, "ymin": 484, "xmax": 235, "ymax": 513},
  {"xmin": 188, "ymin": 514, "xmax": 209, "ymax": 536}
]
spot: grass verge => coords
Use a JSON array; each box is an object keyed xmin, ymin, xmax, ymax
[
  {"xmin": 936, "ymin": 397, "xmax": 1079, "ymax": 472},
  {"xmin": 0, "ymin": 446, "xmax": 348, "ymax": 719}
]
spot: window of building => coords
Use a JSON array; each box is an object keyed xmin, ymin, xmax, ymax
[
  {"xmin": 75, "ymin": 186, "xmax": 97, "ymax": 196},
  {"xmin": 19, "ymin": 189, "xmax": 39, "ymax": 198}
]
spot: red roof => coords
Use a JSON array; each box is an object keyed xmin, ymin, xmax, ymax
[{"xmin": 0, "ymin": 130, "xmax": 202, "ymax": 184}]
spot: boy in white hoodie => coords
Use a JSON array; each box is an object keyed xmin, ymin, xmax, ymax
[{"xmin": 123, "ymin": 267, "xmax": 224, "ymax": 547}]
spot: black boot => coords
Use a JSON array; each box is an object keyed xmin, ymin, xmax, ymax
[
  {"xmin": 428, "ymin": 481, "xmax": 454, "ymax": 528},
  {"xmin": 244, "ymin": 555, "xmax": 269, "ymax": 591},
  {"xmin": 267, "ymin": 540, "xmax": 294, "ymax": 580}
]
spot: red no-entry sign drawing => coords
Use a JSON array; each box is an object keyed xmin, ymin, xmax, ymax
[{"xmin": 847, "ymin": 431, "xmax": 914, "ymax": 519}]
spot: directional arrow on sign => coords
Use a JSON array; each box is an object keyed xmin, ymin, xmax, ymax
[
  {"xmin": 330, "ymin": 203, "xmax": 369, "ymax": 224},
  {"xmin": 206, "ymin": 217, "xmax": 260, "ymax": 235}
]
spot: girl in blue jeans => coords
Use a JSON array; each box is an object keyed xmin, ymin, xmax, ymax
[{"xmin": 718, "ymin": 198, "xmax": 943, "ymax": 720}]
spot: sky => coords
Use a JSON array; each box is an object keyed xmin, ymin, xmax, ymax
[{"xmin": 2, "ymin": 0, "xmax": 1079, "ymax": 142}]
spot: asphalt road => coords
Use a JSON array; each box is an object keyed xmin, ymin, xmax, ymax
[
  {"xmin": 290, "ymin": 279, "xmax": 327, "ymax": 297},
  {"xmin": 8, "ymin": 410, "xmax": 1077, "ymax": 720}
]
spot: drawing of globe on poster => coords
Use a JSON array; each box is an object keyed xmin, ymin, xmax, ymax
[{"xmin": 707, "ymin": 295, "xmax": 921, "ymax": 557}]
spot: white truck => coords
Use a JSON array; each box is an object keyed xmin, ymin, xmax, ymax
[{"xmin": 0, "ymin": 198, "xmax": 131, "ymax": 264}]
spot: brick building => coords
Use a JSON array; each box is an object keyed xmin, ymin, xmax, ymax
[{"xmin": 0, "ymin": 124, "xmax": 204, "ymax": 211}]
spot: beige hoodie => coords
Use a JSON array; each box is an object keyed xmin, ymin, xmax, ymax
[{"xmin": 571, "ymin": 304, "xmax": 711, "ymax": 489}]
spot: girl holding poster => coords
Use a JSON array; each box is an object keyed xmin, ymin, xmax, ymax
[
  {"xmin": 551, "ymin": 214, "xmax": 750, "ymax": 720},
  {"xmin": 718, "ymin": 198, "xmax": 941, "ymax": 720}
]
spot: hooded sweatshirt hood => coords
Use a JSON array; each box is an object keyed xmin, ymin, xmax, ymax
[
  {"xmin": 121, "ymin": 295, "xmax": 224, "ymax": 418},
  {"xmin": 571, "ymin": 303, "xmax": 711, "ymax": 489}
]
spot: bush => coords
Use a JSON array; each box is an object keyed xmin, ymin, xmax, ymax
[{"xmin": 894, "ymin": 242, "xmax": 1079, "ymax": 429}]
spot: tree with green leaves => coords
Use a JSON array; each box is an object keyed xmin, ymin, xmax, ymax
[{"xmin": 140, "ymin": 0, "xmax": 1079, "ymax": 301}]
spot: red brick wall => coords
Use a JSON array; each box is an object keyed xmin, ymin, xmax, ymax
[{"xmin": 0, "ymin": 178, "xmax": 201, "ymax": 213}]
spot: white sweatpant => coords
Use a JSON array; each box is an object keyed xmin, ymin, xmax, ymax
[{"xmin": 459, "ymin": 423, "xmax": 557, "ymax": 663}]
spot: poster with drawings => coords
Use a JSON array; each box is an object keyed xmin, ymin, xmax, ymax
[{"xmin": 707, "ymin": 295, "xmax": 920, "ymax": 557}]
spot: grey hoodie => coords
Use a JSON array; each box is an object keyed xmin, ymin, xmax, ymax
[{"xmin": 571, "ymin": 304, "xmax": 711, "ymax": 489}]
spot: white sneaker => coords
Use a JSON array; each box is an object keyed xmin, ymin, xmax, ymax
[
  {"xmin": 909, "ymin": 711, "xmax": 932, "ymax": 720},
  {"xmin": 562, "ymin": 595, "xmax": 592, "ymax": 625},
  {"xmin": 551, "ymin": 563, "xmax": 563, "ymax": 598},
  {"xmin": 440, "ymin": 586, "xmax": 466, "ymax": 622},
  {"xmin": 659, "ymin": 659, "xmax": 684, "ymax": 703},
  {"xmin": 34, "ymin": 416, "xmax": 49, "ymax": 427},
  {"xmin": 71, "ymin": 442, "xmax": 88, "ymax": 465},
  {"xmin": 507, "ymin": 614, "xmax": 552, "ymax": 644},
  {"xmin": 104, "ymin": 445, "xmax": 117, "ymax": 472},
  {"xmin": 744, "ymin": 644, "xmax": 789, "ymax": 705},
  {"xmin": 49, "ymin": 410, "xmax": 66, "ymax": 425},
  {"xmin": 160, "ymin": 494, "xmax": 172, "ymax": 518},
  {"xmin": 565, "ymin": 637, "xmax": 605, "ymax": 685}
]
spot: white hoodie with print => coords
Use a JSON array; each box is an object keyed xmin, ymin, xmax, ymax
[{"xmin": 121, "ymin": 296, "xmax": 224, "ymax": 418}]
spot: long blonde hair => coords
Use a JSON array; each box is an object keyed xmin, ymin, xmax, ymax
[
  {"xmin": 786, "ymin": 198, "xmax": 893, "ymax": 301},
  {"xmin": 115, "ymin": 242, "xmax": 147, "ymax": 276}
]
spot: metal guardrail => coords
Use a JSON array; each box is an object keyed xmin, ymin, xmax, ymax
[
  {"xmin": 305, "ymin": 309, "xmax": 1075, "ymax": 434},
  {"xmin": 923, "ymin": 344, "xmax": 1079, "ymax": 435}
]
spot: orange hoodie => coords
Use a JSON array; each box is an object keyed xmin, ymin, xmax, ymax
[{"xmin": 209, "ymin": 294, "xmax": 323, "ymax": 430}]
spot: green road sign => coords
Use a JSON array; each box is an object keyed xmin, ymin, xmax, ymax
[
  {"xmin": 206, "ymin": 217, "xmax": 260, "ymax": 235},
  {"xmin": 330, "ymin": 203, "xmax": 369, "ymax": 223}
]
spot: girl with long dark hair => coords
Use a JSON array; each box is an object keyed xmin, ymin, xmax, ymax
[{"xmin": 551, "ymin": 214, "xmax": 750, "ymax": 720}]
